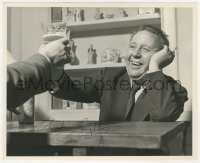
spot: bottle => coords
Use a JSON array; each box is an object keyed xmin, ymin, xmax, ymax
[
  {"xmin": 94, "ymin": 8, "xmax": 103, "ymax": 20},
  {"xmin": 18, "ymin": 97, "xmax": 34, "ymax": 124},
  {"xmin": 75, "ymin": 8, "xmax": 82, "ymax": 22},
  {"xmin": 87, "ymin": 44, "xmax": 97, "ymax": 64}
]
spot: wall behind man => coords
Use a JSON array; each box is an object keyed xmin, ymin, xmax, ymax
[
  {"xmin": 7, "ymin": 7, "xmax": 50, "ymax": 61},
  {"xmin": 176, "ymin": 8, "xmax": 192, "ymax": 120},
  {"xmin": 176, "ymin": 8, "xmax": 193, "ymax": 155}
]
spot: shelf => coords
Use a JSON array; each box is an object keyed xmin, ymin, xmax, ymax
[
  {"xmin": 64, "ymin": 63, "xmax": 126, "ymax": 71},
  {"xmin": 67, "ymin": 13, "xmax": 161, "ymax": 32}
]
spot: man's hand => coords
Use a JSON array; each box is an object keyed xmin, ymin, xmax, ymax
[
  {"xmin": 8, "ymin": 107, "xmax": 20, "ymax": 115},
  {"xmin": 38, "ymin": 37, "xmax": 71, "ymax": 68},
  {"xmin": 148, "ymin": 45, "xmax": 175, "ymax": 73}
]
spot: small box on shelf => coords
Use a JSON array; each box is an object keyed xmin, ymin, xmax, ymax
[
  {"xmin": 61, "ymin": 100, "xmax": 84, "ymax": 110},
  {"xmin": 83, "ymin": 103, "xmax": 100, "ymax": 109}
]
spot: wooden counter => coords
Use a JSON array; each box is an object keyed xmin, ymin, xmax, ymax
[{"xmin": 7, "ymin": 121, "xmax": 186, "ymax": 156}]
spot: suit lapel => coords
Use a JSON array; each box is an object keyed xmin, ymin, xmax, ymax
[{"xmin": 110, "ymin": 72, "xmax": 132, "ymax": 121}]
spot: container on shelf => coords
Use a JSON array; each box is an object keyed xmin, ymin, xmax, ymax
[
  {"xmin": 101, "ymin": 48, "xmax": 121, "ymax": 63},
  {"xmin": 138, "ymin": 7, "xmax": 156, "ymax": 15},
  {"xmin": 87, "ymin": 44, "xmax": 97, "ymax": 64}
]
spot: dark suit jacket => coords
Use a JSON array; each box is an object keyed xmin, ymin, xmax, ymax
[
  {"xmin": 53, "ymin": 67, "xmax": 188, "ymax": 122},
  {"xmin": 7, "ymin": 54, "xmax": 51, "ymax": 108}
]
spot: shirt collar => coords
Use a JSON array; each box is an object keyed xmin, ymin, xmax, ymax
[{"xmin": 129, "ymin": 77, "xmax": 145, "ymax": 89}]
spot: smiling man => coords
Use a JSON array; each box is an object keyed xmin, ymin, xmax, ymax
[
  {"xmin": 126, "ymin": 25, "xmax": 173, "ymax": 80},
  {"xmin": 51, "ymin": 24, "xmax": 188, "ymax": 122}
]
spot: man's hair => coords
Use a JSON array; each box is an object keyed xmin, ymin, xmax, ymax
[{"xmin": 130, "ymin": 24, "xmax": 169, "ymax": 47}]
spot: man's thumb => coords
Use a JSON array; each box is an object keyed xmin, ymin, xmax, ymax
[{"xmin": 58, "ymin": 37, "xmax": 69, "ymax": 44}]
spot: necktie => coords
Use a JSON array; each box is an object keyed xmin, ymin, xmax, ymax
[{"xmin": 124, "ymin": 83, "xmax": 141, "ymax": 121}]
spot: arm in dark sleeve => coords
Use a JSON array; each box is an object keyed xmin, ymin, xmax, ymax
[
  {"xmin": 142, "ymin": 71, "xmax": 188, "ymax": 122},
  {"xmin": 51, "ymin": 69, "xmax": 105, "ymax": 103},
  {"xmin": 7, "ymin": 54, "xmax": 51, "ymax": 108}
]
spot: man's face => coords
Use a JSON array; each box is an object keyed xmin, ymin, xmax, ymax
[{"xmin": 126, "ymin": 30, "xmax": 161, "ymax": 79}]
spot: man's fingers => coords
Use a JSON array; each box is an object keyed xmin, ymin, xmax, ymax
[
  {"xmin": 65, "ymin": 46, "xmax": 71, "ymax": 51},
  {"xmin": 161, "ymin": 45, "xmax": 175, "ymax": 58},
  {"xmin": 58, "ymin": 37, "xmax": 69, "ymax": 44},
  {"xmin": 63, "ymin": 40, "xmax": 69, "ymax": 46},
  {"xmin": 162, "ymin": 45, "xmax": 169, "ymax": 52},
  {"xmin": 39, "ymin": 44, "xmax": 46, "ymax": 50},
  {"xmin": 170, "ymin": 51, "xmax": 175, "ymax": 60},
  {"xmin": 8, "ymin": 108, "xmax": 20, "ymax": 115},
  {"xmin": 13, "ymin": 109, "xmax": 20, "ymax": 115}
]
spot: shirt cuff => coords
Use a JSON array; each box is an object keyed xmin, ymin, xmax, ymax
[{"xmin": 39, "ymin": 53, "xmax": 51, "ymax": 63}]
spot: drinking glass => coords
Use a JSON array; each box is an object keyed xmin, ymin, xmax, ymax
[{"xmin": 41, "ymin": 21, "xmax": 70, "ymax": 43}]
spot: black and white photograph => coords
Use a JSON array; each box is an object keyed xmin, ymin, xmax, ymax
[{"xmin": 4, "ymin": 2, "xmax": 196, "ymax": 158}]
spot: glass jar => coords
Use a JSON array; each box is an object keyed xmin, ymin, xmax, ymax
[{"xmin": 101, "ymin": 48, "xmax": 121, "ymax": 63}]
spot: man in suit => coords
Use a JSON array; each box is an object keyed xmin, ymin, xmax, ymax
[
  {"xmin": 7, "ymin": 37, "xmax": 71, "ymax": 113},
  {"xmin": 51, "ymin": 25, "xmax": 188, "ymax": 122}
]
